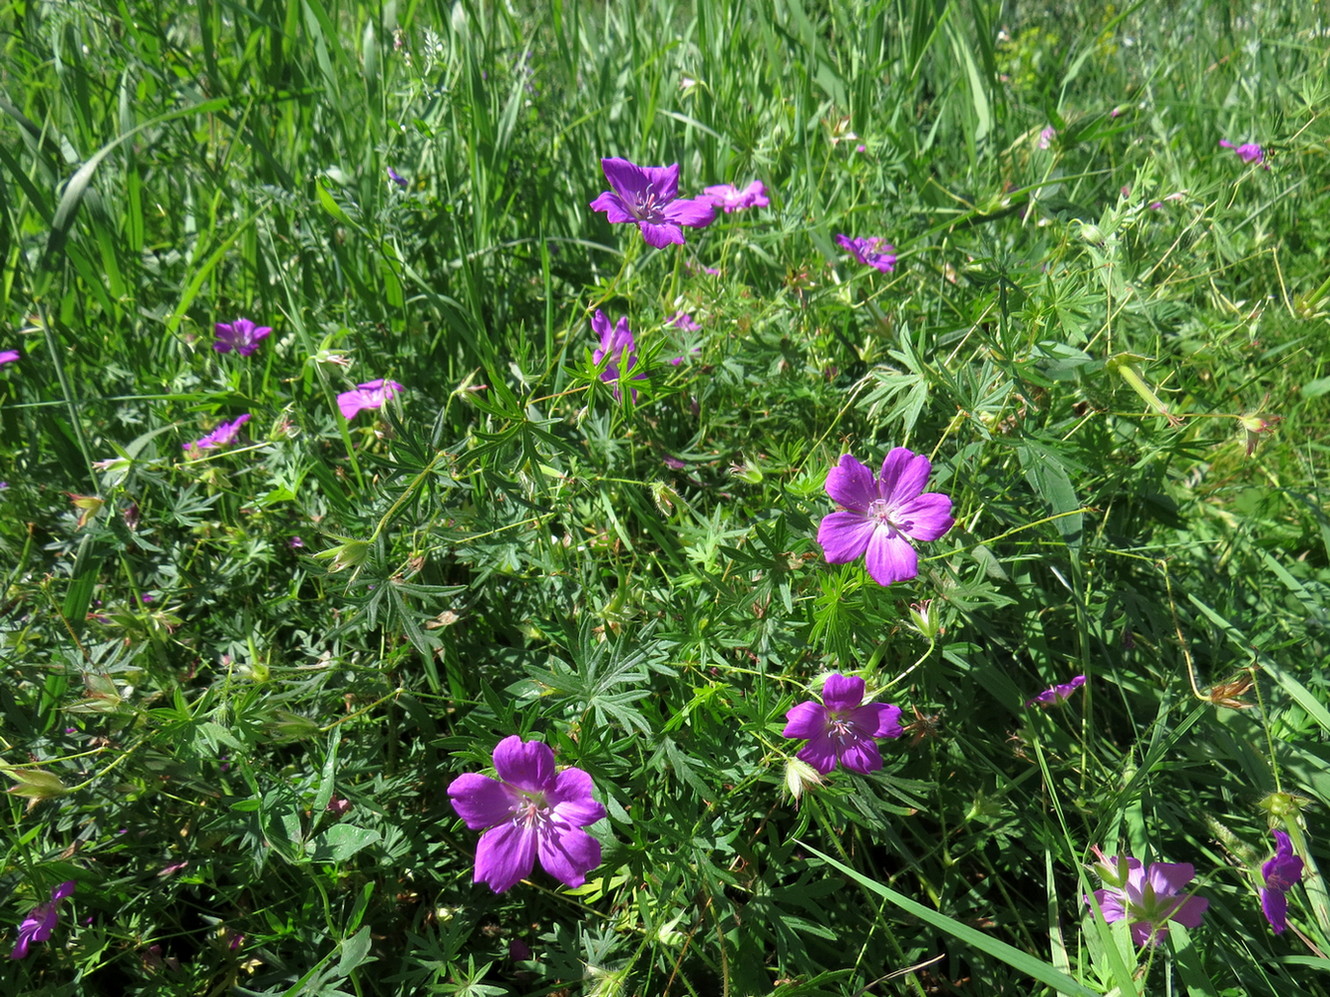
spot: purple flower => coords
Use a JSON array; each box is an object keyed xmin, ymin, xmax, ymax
[
  {"xmin": 1026, "ymin": 675, "xmax": 1086, "ymax": 708},
  {"xmin": 1260, "ymin": 830, "xmax": 1304, "ymax": 934},
  {"xmin": 702, "ymin": 180, "xmax": 769, "ymax": 213},
  {"xmin": 10, "ymin": 881, "xmax": 76, "ymax": 960},
  {"xmin": 212, "ymin": 318, "xmax": 271, "ymax": 357},
  {"xmin": 183, "ymin": 414, "xmax": 251, "ymax": 454},
  {"xmin": 337, "ymin": 379, "xmax": 405, "ymax": 420},
  {"xmin": 1038, "ymin": 126, "xmax": 1056, "ymax": 150},
  {"xmin": 591, "ymin": 310, "xmax": 645, "ymax": 400},
  {"xmin": 666, "ymin": 311, "xmax": 700, "ymax": 333},
  {"xmin": 0, "ymin": 349, "xmax": 19, "ymax": 365},
  {"xmin": 782, "ymin": 673, "xmax": 903, "ymax": 774},
  {"xmin": 1219, "ymin": 140, "xmax": 1268, "ymax": 169},
  {"xmin": 447, "ymin": 735, "xmax": 606, "ymax": 893},
  {"xmin": 589, "ymin": 157, "xmax": 716, "ymax": 249},
  {"xmin": 816, "ymin": 449, "xmax": 955, "ymax": 586},
  {"xmin": 1088, "ymin": 854, "xmax": 1209, "ymax": 946},
  {"xmin": 835, "ymin": 234, "xmax": 896, "ymax": 273},
  {"xmin": 387, "ymin": 167, "xmax": 408, "ymax": 188}
]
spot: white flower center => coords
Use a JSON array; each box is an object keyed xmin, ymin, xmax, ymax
[
  {"xmin": 867, "ymin": 498, "xmax": 900, "ymax": 529},
  {"xmin": 511, "ymin": 792, "xmax": 551, "ymax": 829},
  {"xmin": 631, "ymin": 184, "xmax": 667, "ymax": 223}
]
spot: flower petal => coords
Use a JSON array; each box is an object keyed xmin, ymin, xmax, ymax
[
  {"xmin": 549, "ymin": 767, "xmax": 606, "ymax": 827},
  {"xmin": 1090, "ymin": 887, "xmax": 1126, "ymax": 922},
  {"xmin": 1144, "ymin": 861, "xmax": 1195, "ymax": 898},
  {"xmin": 635, "ymin": 162, "xmax": 679, "ymax": 201},
  {"xmin": 474, "ymin": 821, "xmax": 537, "ymax": 893},
  {"xmin": 600, "ymin": 158, "xmax": 649, "ymax": 203},
  {"xmin": 825, "ymin": 453, "xmax": 877, "ymax": 510},
  {"xmin": 877, "ymin": 447, "xmax": 931, "ymax": 506},
  {"xmin": 863, "ymin": 527, "xmax": 919, "ymax": 586},
  {"xmin": 493, "ymin": 736, "xmax": 555, "ymax": 793},
  {"xmin": 1261, "ymin": 886, "xmax": 1289, "ymax": 934},
  {"xmin": 337, "ymin": 390, "xmax": 368, "ymax": 419},
  {"xmin": 895, "ymin": 492, "xmax": 955, "ymax": 542},
  {"xmin": 853, "ymin": 702, "xmax": 903, "ymax": 739},
  {"xmin": 448, "ymin": 773, "xmax": 517, "ymax": 829},
  {"xmin": 589, "ymin": 191, "xmax": 634, "ymax": 223},
  {"xmin": 820, "ymin": 673, "xmax": 865, "ymax": 712},
  {"xmin": 817, "ymin": 512, "xmax": 876, "ymax": 564},
  {"xmin": 1166, "ymin": 893, "xmax": 1209, "ymax": 929},
  {"xmin": 536, "ymin": 824, "xmax": 602, "ymax": 888},
  {"xmin": 796, "ymin": 733, "xmax": 839, "ymax": 774},
  {"xmin": 50, "ymin": 881, "xmax": 76, "ymax": 903},
  {"xmin": 836, "ymin": 737, "xmax": 884, "ymax": 774},
  {"xmin": 662, "ymin": 197, "xmax": 716, "ymax": 229},
  {"xmin": 636, "ymin": 221, "xmax": 685, "ymax": 248},
  {"xmin": 782, "ymin": 701, "xmax": 828, "ymax": 740}
]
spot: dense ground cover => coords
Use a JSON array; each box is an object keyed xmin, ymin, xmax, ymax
[{"xmin": 2, "ymin": 0, "xmax": 1329, "ymax": 993}]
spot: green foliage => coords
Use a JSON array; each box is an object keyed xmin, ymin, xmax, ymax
[{"xmin": 2, "ymin": 0, "xmax": 1328, "ymax": 993}]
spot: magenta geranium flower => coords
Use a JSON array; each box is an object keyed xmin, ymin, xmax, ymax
[
  {"xmin": 1260, "ymin": 830, "xmax": 1304, "ymax": 934},
  {"xmin": 702, "ymin": 180, "xmax": 769, "ymax": 213},
  {"xmin": 835, "ymin": 234, "xmax": 896, "ymax": 273},
  {"xmin": 10, "ymin": 880, "xmax": 75, "ymax": 960},
  {"xmin": 0, "ymin": 349, "xmax": 18, "ymax": 365},
  {"xmin": 447, "ymin": 736, "xmax": 606, "ymax": 893},
  {"xmin": 589, "ymin": 157, "xmax": 715, "ymax": 249},
  {"xmin": 1026, "ymin": 675, "xmax": 1086, "ymax": 708},
  {"xmin": 183, "ymin": 414, "xmax": 251, "ymax": 454},
  {"xmin": 337, "ymin": 379, "xmax": 405, "ymax": 420},
  {"xmin": 213, "ymin": 318, "xmax": 271, "ymax": 357},
  {"xmin": 1088, "ymin": 852, "xmax": 1209, "ymax": 946},
  {"xmin": 817, "ymin": 449, "xmax": 955, "ymax": 586},
  {"xmin": 591, "ymin": 310, "xmax": 646, "ymax": 400},
  {"xmin": 666, "ymin": 311, "xmax": 700, "ymax": 333},
  {"xmin": 782, "ymin": 673, "xmax": 903, "ymax": 774},
  {"xmin": 1219, "ymin": 140, "xmax": 1268, "ymax": 168}
]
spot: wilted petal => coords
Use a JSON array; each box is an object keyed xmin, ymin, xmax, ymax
[
  {"xmin": 895, "ymin": 492, "xmax": 955, "ymax": 542},
  {"xmin": 782, "ymin": 701, "xmax": 828, "ymax": 740},
  {"xmin": 493, "ymin": 736, "xmax": 555, "ymax": 793},
  {"xmin": 825, "ymin": 453, "xmax": 877, "ymax": 510},
  {"xmin": 863, "ymin": 528, "xmax": 919, "ymax": 586},
  {"xmin": 1261, "ymin": 887, "xmax": 1289, "ymax": 934},
  {"xmin": 537, "ymin": 824, "xmax": 602, "ymax": 887},
  {"xmin": 448, "ymin": 773, "xmax": 517, "ymax": 829},
  {"xmin": 474, "ymin": 821, "xmax": 537, "ymax": 893},
  {"xmin": 817, "ymin": 512, "xmax": 875, "ymax": 563},
  {"xmin": 821, "ymin": 673, "xmax": 866, "ymax": 712}
]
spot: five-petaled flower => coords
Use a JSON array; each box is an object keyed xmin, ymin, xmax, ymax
[
  {"xmin": 702, "ymin": 181, "xmax": 769, "ymax": 213},
  {"xmin": 1088, "ymin": 851, "xmax": 1209, "ymax": 946},
  {"xmin": 338, "ymin": 379, "xmax": 405, "ymax": 420},
  {"xmin": 835, "ymin": 234, "xmax": 896, "ymax": 273},
  {"xmin": 591, "ymin": 310, "xmax": 646, "ymax": 401},
  {"xmin": 213, "ymin": 318, "xmax": 271, "ymax": 357},
  {"xmin": 782, "ymin": 673, "xmax": 903, "ymax": 774},
  {"xmin": 10, "ymin": 880, "xmax": 76, "ymax": 960},
  {"xmin": 1219, "ymin": 140, "xmax": 1268, "ymax": 169},
  {"xmin": 817, "ymin": 449, "xmax": 955, "ymax": 586},
  {"xmin": 1260, "ymin": 829, "xmax": 1304, "ymax": 934},
  {"xmin": 447, "ymin": 735, "xmax": 606, "ymax": 893},
  {"xmin": 1026, "ymin": 675, "xmax": 1086, "ymax": 708},
  {"xmin": 183, "ymin": 414, "xmax": 251, "ymax": 454},
  {"xmin": 589, "ymin": 157, "xmax": 715, "ymax": 249}
]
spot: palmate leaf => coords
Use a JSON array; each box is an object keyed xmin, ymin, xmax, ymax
[{"xmin": 522, "ymin": 625, "xmax": 656, "ymax": 737}]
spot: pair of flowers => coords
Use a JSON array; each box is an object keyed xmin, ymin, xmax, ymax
[
  {"xmin": 1089, "ymin": 830, "xmax": 1304, "ymax": 945},
  {"xmin": 589, "ymin": 158, "xmax": 767, "ymax": 249},
  {"xmin": 447, "ymin": 675, "xmax": 901, "ymax": 895},
  {"xmin": 591, "ymin": 157, "xmax": 894, "ymax": 274}
]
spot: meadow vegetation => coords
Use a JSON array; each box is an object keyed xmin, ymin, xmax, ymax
[{"xmin": 2, "ymin": 0, "xmax": 1329, "ymax": 993}]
